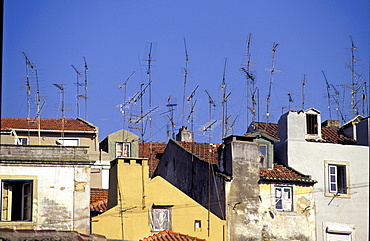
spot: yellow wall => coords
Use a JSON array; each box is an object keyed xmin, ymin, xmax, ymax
[{"xmin": 92, "ymin": 158, "xmax": 225, "ymax": 240}]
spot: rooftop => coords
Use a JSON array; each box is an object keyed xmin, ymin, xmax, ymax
[
  {"xmin": 260, "ymin": 163, "xmax": 316, "ymax": 184},
  {"xmin": 139, "ymin": 230, "xmax": 206, "ymax": 241},
  {"xmin": 0, "ymin": 118, "xmax": 96, "ymax": 132}
]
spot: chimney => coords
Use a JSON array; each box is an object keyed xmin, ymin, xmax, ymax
[
  {"xmin": 322, "ymin": 120, "xmax": 340, "ymax": 129},
  {"xmin": 175, "ymin": 126, "xmax": 193, "ymax": 142}
]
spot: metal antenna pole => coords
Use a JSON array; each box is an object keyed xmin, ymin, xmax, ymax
[
  {"xmin": 265, "ymin": 43, "xmax": 280, "ymax": 123},
  {"xmin": 287, "ymin": 92, "xmax": 293, "ymax": 111},
  {"xmin": 72, "ymin": 65, "xmax": 82, "ymax": 117},
  {"xmin": 22, "ymin": 52, "xmax": 35, "ymax": 119},
  {"xmin": 350, "ymin": 36, "xmax": 358, "ymax": 116},
  {"xmin": 322, "ymin": 70, "xmax": 332, "ymax": 119},
  {"xmin": 302, "ymin": 74, "xmax": 306, "ymax": 110},
  {"xmin": 205, "ymin": 90, "xmax": 216, "ymax": 142},
  {"xmin": 54, "ymin": 84, "xmax": 65, "ymax": 142},
  {"xmin": 83, "ymin": 57, "xmax": 89, "ymax": 120},
  {"xmin": 119, "ymin": 71, "xmax": 135, "ymax": 144},
  {"xmin": 147, "ymin": 43, "xmax": 153, "ymax": 146},
  {"xmin": 221, "ymin": 58, "xmax": 228, "ymax": 139},
  {"xmin": 187, "ymin": 85, "xmax": 199, "ymax": 133},
  {"xmin": 182, "ymin": 38, "xmax": 189, "ymax": 127}
]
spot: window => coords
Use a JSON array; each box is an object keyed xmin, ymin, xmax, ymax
[
  {"xmin": 1, "ymin": 180, "xmax": 32, "ymax": 221},
  {"xmin": 328, "ymin": 164, "xmax": 347, "ymax": 194},
  {"xmin": 259, "ymin": 145, "xmax": 268, "ymax": 169},
  {"xmin": 194, "ymin": 220, "xmax": 202, "ymax": 231},
  {"xmin": 116, "ymin": 142, "xmax": 130, "ymax": 157},
  {"xmin": 150, "ymin": 206, "xmax": 172, "ymax": 231},
  {"xmin": 306, "ymin": 114, "xmax": 318, "ymax": 134},
  {"xmin": 57, "ymin": 138, "xmax": 79, "ymax": 146},
  {"xmin": 16, "ymin": 137, "xmax": 28, "ymax": 145},
  {"xmin": 275, "ymin": 186, "xmax": 292, "ymax": 211}
]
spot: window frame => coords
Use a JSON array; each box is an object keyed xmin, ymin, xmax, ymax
[
  {"xmin": 57, "ymin": 138, "xmax": 80, "ymax": 146},
  {"xmin": 325, "ymin": 160, "xmax": 350, "ymax": 198},
  {"xmin": 274, "ymin": 186, "xmax": 293, "ymax": 212},
  {"xmin": 1, "ymin": 180, "xmax": 33, "ymax": 222},
  {"xmin": 306, "ymin": 114, "xmax": 318, "ymax": 135},
  {"xmin": 150, "ymin": 206, "xmax": 172, "ymax": 232},
  {"xmin": 259, "ymin": 144, "xmax": 268, "ymax": 169},
  {"xmin": 115, "ymin": 142, "xmax": 130, "ymax": 158}
]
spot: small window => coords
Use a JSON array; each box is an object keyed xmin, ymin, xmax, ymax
[
  {"xmin": 259, "ymin": 145, "xmax": 268, "ymax": 169},
  {"xmin": 116, "ymin": 142, "xmax": 130, "ymax": 157},
  {"xmin": 150, "ymin": 207, "xmax": 171, "ymax": 231},
  {"xmin": 58, "ymin": 138, "xmax": 79, "ymax": 146},
  {"xmin": 1, "ymin": 180, "xmax": 33, "ymax": 221},
  {"xmin": 275, "ymin": 186, "xmax": 292, "ymax": 211},
  {"xmin": 16, "ymin": 137, "xmax": 28, "ymax": 145},
  {"xmin": 194, "ymin": 220, "xmax": 202, "ymax": 231},
  {"xmin": 328, "ymin": 164, "xmax": 347, "ymax": 194},
  {"xmin": 306, "ymin": 114, "xmax": 318, "ymax": 134}
]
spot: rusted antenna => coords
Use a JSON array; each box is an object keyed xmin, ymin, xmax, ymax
[
  {"xmin": 22, "ymin": 52, "xmax": 35, "ymax": 119},
  {"xmin": 83, "ymin": 56, "xmax": 89, "ymax": 120},
  {"xmin": 182, "ymin": 37, "xmax": 189, "ymax": 127}
]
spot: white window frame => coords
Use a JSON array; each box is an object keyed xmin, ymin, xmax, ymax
[
  {"xmin": 325, "ymin": 160, "xmax": 350, "ymax": 198},
  {"xmin": 259, "ymin": 144, "xmax": 268, "ymax": 169},
  {"xmin": 116, "ymin": 142, "xmax": 130, "ymax": 158},
  {"xmin": 1, "ymin": 180, "xmax": 33, "ymax": 221},
  {"xmin": 150, "ymin": 206, "xmax": 172, "ymax": 231},
  {"xmin": 57, "ymin": 138, "xmax": 80, "ymax": 146},
  {"xmin": 15, "ymin": 137, "xmax": 29, "ymax": 145},
  {"xmin": 275, "ymin": 186, "xmax": 293, "ymax": 211}
]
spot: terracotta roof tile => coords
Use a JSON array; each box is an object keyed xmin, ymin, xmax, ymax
[
  {"xmin": 139, "ymin": 142, "xmax": 168, "ymax": 174},
  {"xmin": 1, "ymin": 118, "xmax": 96, "ymax": 132},
  {"xmin": 249, "ymin": 121, "xmax": 355, "ymax": 145},
  {"xmin": 139, "ymin": 230, "xmax": 206, "ymax": 241},
  {"xmin": 90, "ymin": 188, "xmax": 108, "ymax": 203},
  {"xmin": 176, "ymin": 141, "xmax": 219, "ymax": 165},
  {"xmin": 260, "ymin": 163, "xmax": 316, "ymax": 184},
  {"xmin": 90, "ymin": 199, "xmax": 108, "ymax": 213}
]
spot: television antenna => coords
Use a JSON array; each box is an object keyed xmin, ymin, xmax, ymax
[
  {"xmin": 34, "ymin": 70, "xmax": 45, "ymax": 144},
  {"xmin": 182, "ymin": 37, "xmax": 189, "ymax": 127},
  {"xmin": 265, "ymin": 43, "xmax": 280, "ymax": 123},
  {"xmin": 119, "ymin": 71, "xmax": 135, "ymax": 143},
  {"xmin": 301, "ymin": 74, "xmax": 306, "ymax": 110},
  {"xmin": 241, "ymin": 33, "xmax": 257, "ymax": 124},
  {"xmin": 331, "ymin": 84, "xmax": 345, "ymax": 122},
  {"xmin": 187, "ymin": 85, "xmax": 199, "ymax": 132},
  {"xmin": 83, "ymin": 56, "xmax": 89, "ymax": 120},
  {"xmin": 71, "ymin": 64, "xmax": 82, "ymax": 117},
  {"xmin": 287, "ymin": 92, "xmax": 293, "ymax": 111},
  {"xmin": 53, "ymin": 83, "xmax": 65, "ymax": 142},
  {"xmin": 160, "ymin": 96, "xmax": 177, "ymax": 140},
  {"xmin": 204, "ymin": 90, "xmax": 217, "ymax": 143},
  {"xmin": 22, "ymin": 52, "xmax": 35, "ymax": 119},
  {"xmin": 221, "ymin": 58, "xmax": 231, "ymax": 138},
  {"xmin": 322, "ymin": 70, "xmax": 332, "ymax": 119}
]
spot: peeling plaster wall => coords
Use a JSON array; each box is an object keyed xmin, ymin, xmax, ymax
[
  {"xmin": 0, "ymin": 164, "xmax": 91, "ymax": 235},
  {"xmin": 222, "ymin": 139, "xmax": 261, "ymax": 241},
  {"xmin": 259, "ymin": 184, "xmax": 316, "ymax": 241}
]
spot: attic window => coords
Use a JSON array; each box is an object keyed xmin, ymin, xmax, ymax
[{"xmin": 306, "ymin": 114, "xmax": 318, "ymax": 134}]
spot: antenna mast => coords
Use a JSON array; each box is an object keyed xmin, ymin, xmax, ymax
[
  {"xmin": 265, "ymin": 43, "xmax": 280, "ymax": 123},
  {"xmin": 147, "ymin": 43, "xmax": 154, "ymax": 145},
  {"xmin": 287, "ymin": 92, "xmax": 293, "ymax": 111},
  {"xmin": 35, "ymin": 70, "xmax": 45, "ymax": 145},
  {"xmin": 71, "ymin": 65, "xmax": 82, "ymax": 117},
  {"xmin": 22, "ymin": 52, "xmax": 35, "ymax": 119},
  {"xmin": 182, "ymin": 38, "xmax": 189, "ymax": 127},
  {"xmin": 301, "ymin": 74, "xmax": 306, "ymax": 110},
  {"xmin": 83, "ymin": 57, "xmax": 89, "ymax": 120},
  {"xmin": 119, "ymin": 71, "xmax": 135, "ymax": 144},
  {"xmin": 54, "ymin": 84, "xmax": 65, "ymax": 142},
  {"xmin": 350, "ymin": 36, "xmax": 358, "ymax": 116},
  {"xmin": 187, "ymin": 85, "xmax": 199, "ymax": 133},
  {"xmin": 205, "ymin": 90, "xmax": 216, "ymax": 142},
  {"xmin": 221, "ymin": 58, "xmax": 230, "ymax": 139},
  {"xmin": 322, "ymin": 70, "xmax": 332, "ymax": 119}
]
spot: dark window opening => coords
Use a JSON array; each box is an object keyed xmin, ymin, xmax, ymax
[{"xmin": 306, "ymin": 114, "xmax": 318, "ymax": 134}]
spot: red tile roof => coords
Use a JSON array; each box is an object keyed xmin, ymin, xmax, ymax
[
  {"xmin": 90, "ymin": 199, "xmax": 108, "ymax": 213},
  {"xmin": 176, "ymin": 141, "xmax": 219, "ymax": 165},
  {"xmin": 91, "ymin": 188, "xmax": 109, "ymax": 203},
  {"xmin": 1, "ymin": 118, "xmax": 96, "ymax": 132},
  {"xmin": 249, "ymin": 121, "xmax": 355, "ymax": 145},
  {"xmin": 139, "ymin": 142, "xmax": 168, "ymax": 174},
  {"xmin": 90, "ymin": 189, "xmax": 108, "ymax": 213},
  {"xmin": 139, "ymin": 230, "xmax": 206, "ymax": 241},
  {"xmin": 260, "ymin": 163, "xmax": 316, "ymax": 184},
  {"xmin": 248, "ymin": 122, "xmax": 279, "ymax": 139}
]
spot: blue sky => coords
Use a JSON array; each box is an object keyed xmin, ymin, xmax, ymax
[{"xmin": 2, "ymin": 1, "xmax": 369, "ymax": 143}]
